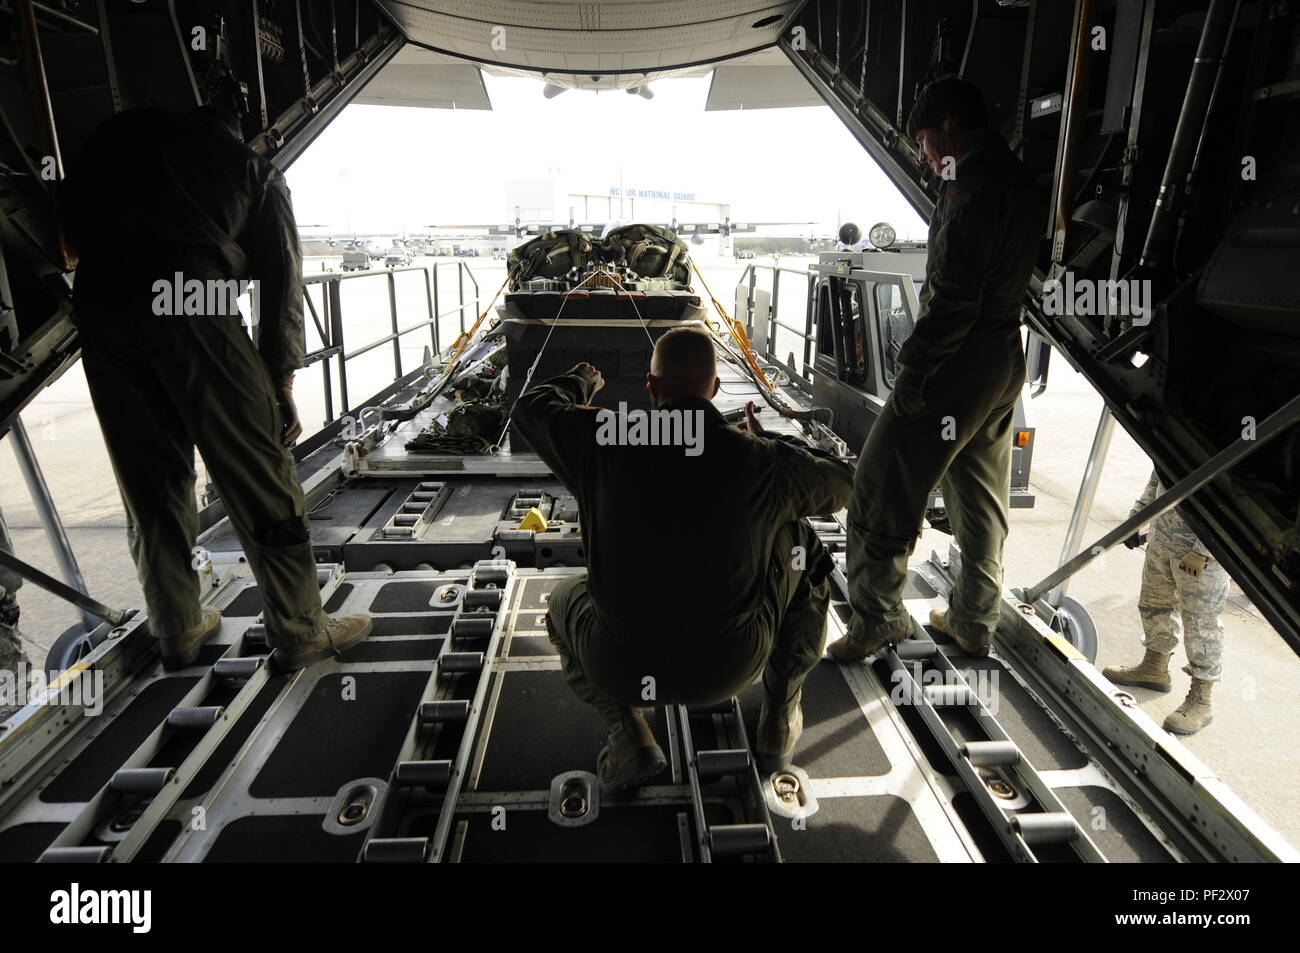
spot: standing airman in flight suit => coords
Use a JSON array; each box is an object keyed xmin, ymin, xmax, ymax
[
  {"xmin": 831, "ymin": 77, "xmax": 1044, "ymax": 662},
  {"xmin": 62, "ymin": 106, "xmax": 371, "ymax": 672},
  {"xmin": 1103, "ymin": 471, "xmax": 1228, "ymax": 734}
]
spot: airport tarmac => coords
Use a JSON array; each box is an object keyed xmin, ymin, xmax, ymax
[{"xmin": 2, "ymin": 253, "xmax": 1297, "ymax": 845}]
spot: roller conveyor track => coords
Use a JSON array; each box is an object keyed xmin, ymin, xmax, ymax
[
  {"xmin": 0, "ymin": 547, "xmax": 1286, "ymax": 862},
  {"xmin": 359, "ymin": 561, "xmax": 513, "ymax": 863},
  {"xmin": 825, "ymin": 560, "xmax": 1105, "ymax": 863}
]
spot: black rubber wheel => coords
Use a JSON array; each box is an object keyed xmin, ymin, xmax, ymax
[
  {"xmin": 1051, "ymin": 596, "xmax": 1099, "ymax": 663},
  {"xmin": 43, "ymin": 623, "xmax": 96, "ymax": 678}
]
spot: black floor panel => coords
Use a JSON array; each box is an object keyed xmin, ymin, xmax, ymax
[
  {"xmin": 224, "ymin": 587, "xmax": 263, "ymax": 617},
  {"xmin": 203, "ymin": 815, "xmax": 366, "ymax": 863},
  {"xmin": 41, "ymin": 676, "xmax": 201, "ymax": 803},
  {"xmin": 476, "ymin": 669, "xmax": 671, "ymax": 791},
  {"xmin": 738, "ymin": 662, "xmax": 891, "ymax": 778},
  {"xmin": 368, "ymin": 581, "xmax": 441, "ymax": 613},
  {"xmin": 323, "ymin": 583, "xmax": 354, "ymax": 613},
  {"xmin": 775, "ymin": 795, "xmax": 940, "ymax": 862},
  {"xmin": 342, "ymin": 637, "xmax": 443, "ymax": 663},
  {"xmin": 507, "ymin": 634, "xmax": 556, "ymax": 657},
  {"xmin": 306, "ymin": 485, "xmax": 395, "ymax": 546},
  {"xmin": 370, "ymin": 614, "xmax": 450, "ymax": 637},
  {"xmin": 515, "ymin": 575, "xmax": 563, "ymax": 610},
  {"xmin": 1055, "ymin": 785, "xmax": 1173, "ymax": 862},
  {"xmin": 194, "ymin": 642, "xmax": 232, "ymax": 666},
  {"xmin": 455, "ymin": 806, "xmax": 687, "ymax": 862},
  {"xmin": 0, "ymin": 822, "xmax": 67, "ymax": 863},
  {"xmin": 946, "ymin": 654, "xmax": 1088, "ymax": 770},
  {"xmin": 412, "ymin": 484, "xmax": 517, "ymax": 544},
  {"xmin": 250, "ymin": 672, "xmax": 428, "ymax": 798},
  {"xmin": 512, "ymin": 607, "xmax": 551, "ymax": 632}
]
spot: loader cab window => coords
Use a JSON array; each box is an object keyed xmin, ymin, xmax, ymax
[
  {"xmin": 814, "ymin": 276, "xmax": 868, "ymax": 386},
  {"xmin": 875, "ymin": 282, "xmax": 916, "ymax": 389},
  {"xmin": 815, "ymin": 283, "xmax": 834, "ymax": 361},
  {"xmin": 844, "ymin": 281, "xmax": 867, "ymax": 383}
]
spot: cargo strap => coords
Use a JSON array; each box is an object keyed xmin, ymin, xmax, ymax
[
  {"xmin": 689, "ymin": 258, "xmax": 772, "ymax": 389},
  {"xmin": 491, "ymin": 270, "xmax": 607, "ymax": 452},
  {"xmin": 446, "ymin": 275, "xmax": 510, "ymax": 366}
]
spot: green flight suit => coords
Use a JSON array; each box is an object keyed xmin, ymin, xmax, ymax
[
  {"xmin": 514, "ymin": 369, "xmax": 854, "ymax": 726},
  {"xmin": 846, "ymin": 133, "xmax": 1043, "ymax": 648},
  {"xmin": 62, "ymin": 108, "xmax": 326, "ymax": 649}
]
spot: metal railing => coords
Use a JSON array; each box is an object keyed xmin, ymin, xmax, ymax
[
  {"xmin": 735, "ymin": 262, "xmax": 819, "ymax": 383},
  {"xmin": 299, "ymin": 261, "xmax": 481, "ymax": 423}
]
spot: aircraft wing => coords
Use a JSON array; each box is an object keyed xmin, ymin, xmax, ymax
[
  {"xmin": 425, "ymin": 223, "xmax": 607, "ymax": 237},
  {"xmin": 424, "ymin": 220, "xmax": 815, "ymax": 238}
]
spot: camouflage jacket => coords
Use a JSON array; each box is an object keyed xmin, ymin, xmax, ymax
[{"xmin": 1131, "ymin": 470, "xmax": 1212, "ymax": 558}]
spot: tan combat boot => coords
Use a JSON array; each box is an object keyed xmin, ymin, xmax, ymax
[
  {"xmin": 160, "ymin": 607, "xmax": 222, "ymax": 670},
  {"xmin": 827, "ymin": 621, "xmax": 911, "ymax": 662},
  {"xmin": 929, "ymin": 609, "xmax": 989, "ymax": 658},
  {"xmin": 273, "ymin": 613, "xmax": 373, "ymax": 672},
  {"xmin": 1164, "ymin": 678, "xmax": 1214, "ymax": 735},
  {"xmin": 597, "ymin": 709, "xmax": 667, "ymax": 795},
  {"xmin": 756, "ymin": 692, "xmax": 803, "ymax": 773},
  {"xmin": 1102, "ymin": 649, "xmax": 1172, "ymax": 693}
]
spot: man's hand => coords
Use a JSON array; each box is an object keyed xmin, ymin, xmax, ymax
[
  {"xmin": 890, "ymin": 366, "xmax": 927, "ymax": 417},
  {"xmin": 573, "ymin": 362, "xmax": 605, "ymax": 395},
  {"xmin": 277, "ymin": 373, "xmax": 302, "ymax": 448},
  {"xmin": 1122, "ymin": 529, "xmax": 1147, "ymax": 550},
  {"xmin": 737, "ymin": 401, "xmax": 767, "ymax": 436},
  {"xmin": 1179, "ymin": 551, "xmax": 1208, "ymax": 578}
]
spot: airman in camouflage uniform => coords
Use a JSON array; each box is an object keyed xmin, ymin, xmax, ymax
[
  {"xmin": 0, "ymin": 507, "xmax": 32, "ymax": 723},
  {"xmin": 1103, "ymin": 470, "xmax": 1228, "ymax": 735}
]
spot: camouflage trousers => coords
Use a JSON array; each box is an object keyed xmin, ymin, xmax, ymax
[
  {"xmin": 545, "ymin": 520, "xmax": 831, "ymax": 728},
  {"xmin": 0, "ymin": 622, "xmax": 30, "ymax": 723},
  {"xmin": 1138, "ymin": 520, "xmax": 1228, "ymax": 682},
  {"xmin": 0, "ymin": 508, "xmax": 32, "ymax": 722},
  {"xmin": 0, "ymin": 506, "xmax": 21, "ymax": 601}
]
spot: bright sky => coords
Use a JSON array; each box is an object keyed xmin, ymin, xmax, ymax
[{"xmin": 285, "ymin": 70, "xmax": 927, "ymax": 242}]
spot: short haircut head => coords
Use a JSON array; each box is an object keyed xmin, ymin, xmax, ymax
[
  {"xmin": 651, "ymin": 327, "xmax": 717, "ymax": 398},
  {"xmin": 907, "ymin": 76, "xmax": 989, "ymax": 138}
]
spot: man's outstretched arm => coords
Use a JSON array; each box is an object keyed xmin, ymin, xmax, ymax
[
  {"xmin": 512, "ymin": 363, "xmax": 604, "ymax": 494},
  {"xmin": 740, "ymin": 402, "xmax": 854, "ymax": 518}
]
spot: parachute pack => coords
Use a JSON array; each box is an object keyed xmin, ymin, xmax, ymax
[{"xmin": 506, "ymin": 224, "xmax": 692, "ymax": 289}]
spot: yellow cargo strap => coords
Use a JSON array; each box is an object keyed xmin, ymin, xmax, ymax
[
  {"xmin": 447, "ymin": 274, "xmax": 510, "ymax": 365},
  {"xmin": 689, "ymin": 258, "xmax": 772, "ymax": 389}
]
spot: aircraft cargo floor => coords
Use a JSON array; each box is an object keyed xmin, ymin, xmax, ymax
[{"xmin": 0, "ymin": 560, "xmax": 1181, "ymax": 863}]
